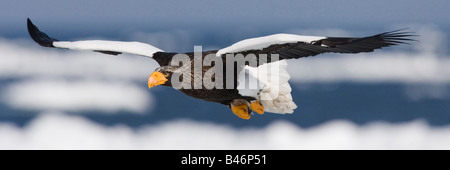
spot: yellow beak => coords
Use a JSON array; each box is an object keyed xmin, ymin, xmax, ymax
[{"xmin": 148, "ymin": 71, "xmax": 168, "ymax": 89}]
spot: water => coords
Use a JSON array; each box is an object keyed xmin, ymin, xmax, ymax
[{"xmin": 1, "ymin": 81, "xmax": 449, "ymax": 129}]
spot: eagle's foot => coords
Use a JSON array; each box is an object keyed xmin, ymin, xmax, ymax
[
  {"xmin": 231, "ymin": 104, "xmax": 250, "ymax": 120},
  {"xmin": 230, "ymin": 99, "xmax": 251, "ymax": 120},
  {"xmin": 250, "ymin": 100, "xmax": 264, "ymax": 114}
]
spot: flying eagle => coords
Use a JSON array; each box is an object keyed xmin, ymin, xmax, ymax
[{"xmin": 27, "ymin": 18, "xmax": 415, "ymax": 119}]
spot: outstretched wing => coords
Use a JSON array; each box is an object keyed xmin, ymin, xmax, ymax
[
  {"xmin": 27, "ymin": 18, "xmax": 163, "ymax": 58},
  {"xmin": 217, "ymin": 30, "xmax": 416, "ymax": 61}
]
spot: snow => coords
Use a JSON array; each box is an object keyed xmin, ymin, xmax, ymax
[
  {"xmin": 216, "ymin": 33, "xmax": 325, "ymax": 56},
  {"xmin": 1, "ymin": 113, "xmax": 449, "ymax": 149},
  {"xmin": 53, "ymin": 40, "xmax": 163, "ymax": 57},
  {"xmin": 2, "ymin": 79, "xmax": 152, "ymax": 113},
  {"xmin": 287, "ymin": 52, "xmax": 450, "ymax": 84}
]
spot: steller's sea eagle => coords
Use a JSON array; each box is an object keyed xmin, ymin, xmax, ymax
[{"xmin": 27, "ymin": 18, "xmax": 415, "ymax": 119}]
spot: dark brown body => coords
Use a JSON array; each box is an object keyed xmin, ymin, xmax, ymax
[{"xmin": 153, "ymin": 50, "xmax": 255, "ymax": 105}]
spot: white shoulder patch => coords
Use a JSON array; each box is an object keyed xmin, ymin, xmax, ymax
[
  {"xmin": 53, "ymin": 40, "xmax": 163, "ymax": 57},
  {"xmin": 216, "ymin": 33, "xmax": 325, "ymax": 56}
]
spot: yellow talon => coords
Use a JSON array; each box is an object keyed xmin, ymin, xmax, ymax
[
  {"xmin": 250, "ymin": 101, "xmax": 264, "ymax": 114},
  {"xmin": 231, "ymin": 104, "xmax": 251, "ymax": 120},
  {"xmin": 230, "ymin": 99, "xmax": 251, "ymax": 120}
]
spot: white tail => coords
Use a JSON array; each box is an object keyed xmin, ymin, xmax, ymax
[{"xmin": 237, "ymin": 60, "xmax": 297, "ymax": 114}]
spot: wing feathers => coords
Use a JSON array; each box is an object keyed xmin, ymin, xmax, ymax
[
  {"xmin": 28, "ymin": 18, "xmax": 415, "ymax": 66},
  {"xmin": 216, "ymin": 34, "xmax": 326, "ymax": 56},
  {"xmin": 27, "ymin": 18, "xmax": 163, "ymax": 58},
  {"xmin": 27, "ymin": 18, "xmax": 58, "ymax": 47},
  {"xmin": 219, "ymin": 29, "xmax": 416, "ymax": 61}
]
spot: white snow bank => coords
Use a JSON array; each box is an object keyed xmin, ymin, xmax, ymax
[
  {"xmin": 287, "ymin": 52, "xmax": 450, "ymax": 84},
  {"xmin": 0, "ymin": 113, "xmax": 449, "ymax": 149},
  {"xmin": 1, "ymin": 79, "xmax": 152, "ymax": 113}
]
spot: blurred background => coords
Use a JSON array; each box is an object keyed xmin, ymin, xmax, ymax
[{"xmin": 1, "ymin": 0, "xmax": 450, "ymax": 149}]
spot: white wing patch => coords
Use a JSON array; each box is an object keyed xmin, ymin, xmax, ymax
[
  {"xmin": 217, "ymin": 33, "xmax": 325, "ymax": 56},
  {"xmin": 237, "ymin": 60, "xmax": 297, "ymax": 114},
  {"xmin": 53, "ymin": 40, "xmax": 163, "ymax": 58}
]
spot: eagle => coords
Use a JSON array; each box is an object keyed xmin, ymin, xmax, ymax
[{"xmin": 27, "ymin": 18, "xmax": 415, "ymax": 119}]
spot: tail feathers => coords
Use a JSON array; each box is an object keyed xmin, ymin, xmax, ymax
[
  {"xmin": 257, "ymin": 60, "xmax": 297, "ymax": 114},
  {"xmin": 237, "ymin": 60, "xmax": 298, "ymax": 114},
  {"xmin": 260, "ymin": 84, "xmax": 297, "ymax": 114}
]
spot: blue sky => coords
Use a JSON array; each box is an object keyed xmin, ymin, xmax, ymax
[{"xmin": 2, "ymin": 0, "xmax": 449, "ymax": 38}]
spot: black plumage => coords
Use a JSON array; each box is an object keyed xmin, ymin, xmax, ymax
[{"xmin": 233, "ymin": 29, "xmax": 415, "ymax": 61}]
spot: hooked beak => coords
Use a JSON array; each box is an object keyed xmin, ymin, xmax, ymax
[{"xmin": 148, "ymin": 71, "xmax": 168, "ymax": 89}]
